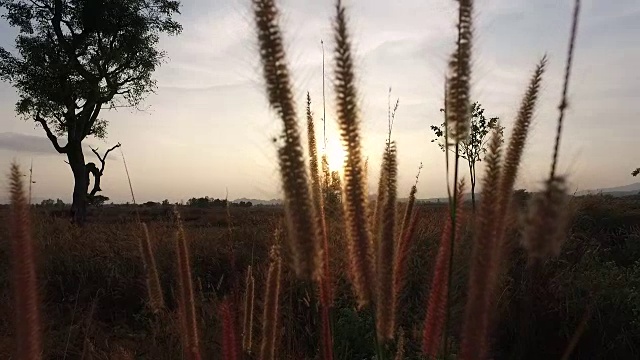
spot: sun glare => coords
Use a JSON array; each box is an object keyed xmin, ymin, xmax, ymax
[{"xmin": 323, "ymin": 137, "xmax": 346, "ymax": 173}]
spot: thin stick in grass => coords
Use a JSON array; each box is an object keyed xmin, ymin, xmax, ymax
[
  {"xmin": 522, "ymin": 0, "xmax": 581, "ymax": 262},
  {"xmin": 306, "ymin": 92, "xmax": 333, "ymax": 301},
  {"xmin": 140, "ymin": 223, "xmax": 164, "ymax": 313},
  {"xmin": 174, "ymin": 209, "xmax": 201, "ymax": 360},
  {"xmin": 8, "ymin": 162, "xmax": 42, "ymax": 360},
  {"xmin": 242, "ymin": 266, "xmax": 255, "ymax": 353},
  {"xmin": 306, "ymin": 93, "xmax": 335, "ymax": 360}
]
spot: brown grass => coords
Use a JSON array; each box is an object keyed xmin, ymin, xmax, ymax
[
  {"xmin": 251, "ymin": 0, "xmax": 319, "ymax": 280},
  {"xmin": 445, "ymin": 0, "xmax": 473, "ymax": 142},
  {"xmin": 259, "ymin": 244, "xmax": 282, "ymax": 360},
  {"xmin": 332, "ymin": 0, "xmax": 375, "ymax": 309},
  {"xmin": 0, "ymin": 1, "xmax": 592, "ymax": 360},
  {"xmin": 220, "ymin": 297, "xmax": 239, "ymax": 360},
  {"xmin": 139, "ymin": 222, "xmax": 164, "ymax": 313},
  {"xmin": 242, "ymin": 265, "xmax": 255, "ymax": 353},
  {"xmin": 174, "ymin": 210, "xmax": 201, "ymax": 360},
  {"xmin": 459, "ymin": 129, "xmax": 502, "ymax": 360},
  {"xmin": 422, "ymin": 180, "xmax": 465, "ymax": 359},
  {"xmin": 8, "ymin": 162, "xmax": 42, "ymax": 360}
]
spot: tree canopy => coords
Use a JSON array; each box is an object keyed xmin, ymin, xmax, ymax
[
  {"xmin": 0, "ymin": 0, "xmax": 181, "ymax": 146},
  {"xmin": 0, "ymin": 0, "xmax": 181, "ymax": 223}
]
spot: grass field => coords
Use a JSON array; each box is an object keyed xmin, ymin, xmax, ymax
[
  {"xmin": 2, "ymin": 0, "xmax": 639, "ymax": 359},
  {"xmin": 1, "ymin": 195, "xmax": 639, "ymax": 359}
]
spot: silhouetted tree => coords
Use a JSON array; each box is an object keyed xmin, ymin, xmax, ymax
[
  {"xmin": 0, "ymin": 0, "xmax": 182, "ymax": 224},
  {"xmin": 431, "ymin": 101, "xmax": 503, "ymax": 211},
  {"xmin": 88, "ymin": 194, "xmax": 109, "ymax": 207}
]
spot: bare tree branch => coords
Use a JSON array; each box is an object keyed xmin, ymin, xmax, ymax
[
  {"xmin": 35, "ymin": 114, "xmax": 67, "ymax": 153},
  {"xmin": 90, "ymin": 143, "xmax": 122, "ymax": 175},
  {"xmin": 87, "ymin": 142, "xmax": 121, "ymax": 197}
]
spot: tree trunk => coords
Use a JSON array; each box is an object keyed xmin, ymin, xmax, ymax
[
  {"xmin": 67, "ymin": 142, "xmax": 88, "ymax": 225},
  {"xmin": 471, "ymin": 180, "xmax": 476, "ymax": 212},
  {"xmin": 469, "ymin": 162, "xmax": 476, "ymax": 212}
]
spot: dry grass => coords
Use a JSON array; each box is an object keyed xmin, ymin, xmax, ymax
[
  {"xmin": 5, "ymin": 1, "xmax": 628, "ymax": 360},
  {"xmin": 8, "ymin": 162, "xmax": 42, "ymax": 360}
]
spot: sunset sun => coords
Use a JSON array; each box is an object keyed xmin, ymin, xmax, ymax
[{"xmin": 322, "ymin": 137, "xmax": 346, "ymax": 173}]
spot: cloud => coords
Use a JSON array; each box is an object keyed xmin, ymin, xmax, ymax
[
  {"xmin": 0, "ymin": 132, "xmax": 118, "ymax": 160},
  {"xmin": 0, "ymin": 132, "xmax": 63, "ymax": 155}
]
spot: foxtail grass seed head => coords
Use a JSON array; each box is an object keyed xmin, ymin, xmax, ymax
[
  {"xmin": 333, "ymin": 0, "xmax": 375, "ymax": 308},
  {"xmin": 260, "ymin": 245, "xmax": 282, "ymax": 360},
  {"xmin": 496, "ymin": 57, "xmax": 547, "ymax": 233},
  {"xmin": 522, "ymin": 177, "xmax": 570, "ymax": 260},
  {"xmin": 399, "ymin": 185, "xmax": 417, "ymax": 240},
  {"xmin": 252, "ymin": 0, "xmax": 319, "ymax": 279},
  {"xmin": 376, "ymin": 142, "xmax": 398, "ymax": 340},
  {"xmin": 423, "ymin": 180, "xmax": 465, "ymax": 359},
  {"xmin": 460, "ymin": 129, "xmax": 503, "ymax": 360},
  {"xmin": 8, "ymin": 162, "xmax": 42, "ymax": 360},
  {"xmin": 392, "ymin": 204, "xmax": 419, "ymax": 336},
  {"xmin": 395, "ymin": 328, "xmax": 406, "ymax": 360},
  {"xmin": 446, "ymin": 0, "xmax": 474, "ymax": 142}
]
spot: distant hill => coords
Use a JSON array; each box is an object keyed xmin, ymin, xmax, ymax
[
  {"xmin": 575, "ymin": 182, "xmax": 640, "ymax": 197},
  {"xmin": 232, "ymin": 198, "xmax": 283, "ymax": 206}
]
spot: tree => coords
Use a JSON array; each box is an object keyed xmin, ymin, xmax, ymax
[
  {"xmin": 431, "ymin": 102, "xmax": 503, "ymax": 211},
  {"xmin": 88, "ymin": 194, "xmax": 109, "ymax": 207},
  {"xmin": 0, "ymin": 0, "xmax": 182, "ymax": 224}
]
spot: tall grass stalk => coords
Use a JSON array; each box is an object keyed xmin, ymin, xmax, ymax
[
  {"xmin": 140, "ymin": 223, "xmax": 165, "ymax": 313},
  {"xmin": 459, "ymin": 130, "xmax": 503, "ymax": 360},
  {"xmin": 441, "ymin": 1, "xmax": 474, "ymax": 355},
  {"xmin": 332, "ymin": 0, "xmax": 375, "ymax": 309},
  {"xmin": 221, "ymin": 297, "xmax": 239, "ymax": 360},
  {"xmin": 260, "ymin": 245, "xmax": 283, "ymax": 360},
  {"xmin": 251, "ymin": 0, "xmax": 319, "ymax": 280},
  {"xmin": 305, "ymin": 92, "xmax": 335, "ymax": 360},
  {"xmin": 8, "ymin": 162, "xmax": 42, "ymax": 360},
  {"xmin": 375, "ymin": 142, "xmax": 398, "ymax": 341},
  {"xmin": 422, "ymin": 180, "xmax": 465, "ymax": 359},
  {"xmin": 242, "ymin": 265, "xmax": 255, "ymax": 353},
  {"xmin": 174, "ymin": 209, "xmax": 201, "ymax": 360},
  {"xmin": 392, "ymin": 184, "xmax": 419, "ymax": 336}
]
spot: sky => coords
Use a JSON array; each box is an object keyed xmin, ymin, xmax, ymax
[{"xmin": 0, "ymin": 0, "xmax": 639, "ymax": 203}]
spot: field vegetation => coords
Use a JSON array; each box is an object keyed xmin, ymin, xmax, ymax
[{"xmin": 2, "ymin": 0, "xmax": 640, "ymax": 359}]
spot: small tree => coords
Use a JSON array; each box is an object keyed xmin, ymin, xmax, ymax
[
  {"xmin": 0, "ymin": 0, "xmax": 182, "ymax": 224},
  {"xmin": 431, "ymin": 102, "xmax": 503, "ymax": 211}
]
